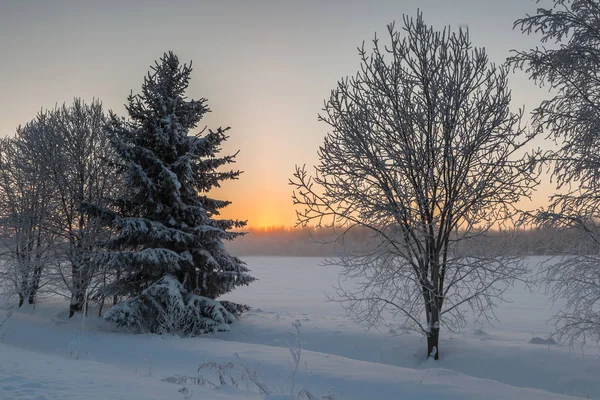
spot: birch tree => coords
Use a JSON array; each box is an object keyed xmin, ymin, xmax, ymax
[
  {"xmin": 510, "ymin": 0, "xmax": 600, "ymax": 347},
  {"xmin": 291, "ymin": 13, "xmax": 540, "ymax": 359}
]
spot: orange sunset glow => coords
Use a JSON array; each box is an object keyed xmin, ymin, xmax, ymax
[{"xmin": 215, "ymin": 188, "xmax": 297, "ymax": 229}]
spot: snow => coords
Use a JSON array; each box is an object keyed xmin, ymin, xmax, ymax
[{"xmin": 1, "ymin": 256, "xmax": 599, "ymax": 399}]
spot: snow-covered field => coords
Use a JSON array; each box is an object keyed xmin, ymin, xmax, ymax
[{"xmin": 1, "ymin": 256, "xmax": 599, "ymax": 400}]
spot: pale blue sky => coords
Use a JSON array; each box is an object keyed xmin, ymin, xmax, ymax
[{"xmin": 0, "ymin": 0, "xmax": 551, "ymax": 226}]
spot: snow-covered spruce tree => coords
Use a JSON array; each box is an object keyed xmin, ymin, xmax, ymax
[
  {"xmin": 86, "ymin": 52, "xmax": 254, "ymax": 335},
  {"xmin": 291, "ymin": 13, "xmax": 540, "ymax": 359},
  {"xmin": 510, "ymin": 0, "xmax": 600, "ymax": 347}
]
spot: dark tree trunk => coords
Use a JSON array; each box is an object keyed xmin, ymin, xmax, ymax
[
  {"xmin": 427, "ymin": 327, "xmax": 440, "ymax": 360},
  {"xmin": 69, "ymin": 287, "xmax": 90, "ymax": 317},
  {"xmin": 427, "ymin": 306, "xmax": 440, "ymax": 360},
  {"xmin": 98, "ymin": 271, "xmax": 106, "ymax": 317},
  {"xmin": 98, "ymin": 297, "xmax": 104, "ymax": 317},
  {"xmin": 27, "ymin": 265, "xmax": 42, "ymax": 305},
  {"xmin": 426, "ymin": 256, "xmax": 442, "ymax": 360},
  {"xmin": 69, "ymin": 264, "xmax": 87, "ymax": 318},
  {"xmin": 112, "ymin": 269, "xmax": 121, "ymax": 307},
  {"xmin": 18, "ymin": 258, "xmax": 29, "ymax": 308},
  {"xmin": 69, "ymin": 291, "xmax": 84, "ymax": 318},
  {"xmin": 27, "ymin": 231, "xmax": 45, "ymax": 306}
]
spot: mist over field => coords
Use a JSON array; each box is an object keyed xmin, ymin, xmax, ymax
[{"xmin": 225, "ymin": 227, "xmax": 598, "ymax": 257}]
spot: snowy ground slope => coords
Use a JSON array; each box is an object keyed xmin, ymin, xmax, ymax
[
  {"xmin": 0, "ymin": 342, "xmax": 261, "ymax": 400},
  {"xmin": 0, "ymin": 256, "xmax": 599, "ymax": 400}
]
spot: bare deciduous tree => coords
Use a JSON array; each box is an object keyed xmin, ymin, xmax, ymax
[
  {"xmin": 0, "ymin": 136, "xmax": 55, "ymax": 307},
  {"xmin": 17, "ymin": 99, "xmax": 120, "ymax": 317},
  {"xmin": 291, "ymin": 13, "xmax": 540, "ymax": 359},
  {"xmin": 510, "ymin": 0, "xmax": 600, "ymax": 347}
]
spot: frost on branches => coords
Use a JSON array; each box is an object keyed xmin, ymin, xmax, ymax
[
  {"xmin": 510, "ymin": 0, "xmax": 600, "ymax": 347},
  {"xmin": 86, "ymin": 52, "xmax": 254, "ymax": 335},
  {"xmin": 291, "ymin": 13, "xmax": 539, "ymax": 359}
]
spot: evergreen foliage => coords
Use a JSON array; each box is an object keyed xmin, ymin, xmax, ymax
[
  {"xmin": 105, "ymin": 275, "xmax": 236, "ymax": 335},
  {"xmin": 87, "ymin": 52, "xmax": 254, "ymax": 332}
]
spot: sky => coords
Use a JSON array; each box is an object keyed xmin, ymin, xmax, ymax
[{"xmin": 0, "ymin": 0, "xmax": 555, "ymax": 228}]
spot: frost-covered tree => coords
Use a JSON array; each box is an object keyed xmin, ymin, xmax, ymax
[
  {"xmin": 0, "ymin": 136, "xmax": 55, "ymax": 307},
  {"xmin": 14, "ymin": 99, "xmax": 118, "ymax": 317},
  {"xmin": 510, "ymin": 0, "xmax": 600, "ymax": 347},
  {"xmin": 87, "ymin": 52, "xmax": 254, "ymax": 334},
  {"xmin": 291, "ymin": 14, "xmax": 540, "ymax": 359}
]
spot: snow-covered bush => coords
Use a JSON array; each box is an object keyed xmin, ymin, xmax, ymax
[{"xmin": 105, "ymin": 275, "xmax": 235, "ymax": 336}]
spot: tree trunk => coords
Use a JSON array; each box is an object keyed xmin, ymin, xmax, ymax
[
  {"xmin": 27, "ymin": 230, "xmax": 45, "ymax": 306},
  {"xmin": 427, "ymin": 327, "xmax": 440, "ymax": 360},
  {"xmin": 69, "ymin": 291, "xmax": 84, "ymax": 318},
  {"xmin": 98, "ymin": 296, "xmax": 104, "ymax": 317},
  {"xmin": 427, "ymin": 308, "xmax": 440, "ymax": 360},
  {"xmin": 69, "ymin": 264, "xmax": 87, "ymax": 318},
  {"xmin": 98, "ymin": 270, "xmax": 106, "ymax": 317},
  {"xmin": 19, "ymin": 269, "xmax": 33, "ymax": 307},
  {"xmin": 18, "ymin": 261, "xmax": 29, "ymax": 308},
  {"xmin": 27, "ymin": 265, "xmax": 42, "ymax": 305}
]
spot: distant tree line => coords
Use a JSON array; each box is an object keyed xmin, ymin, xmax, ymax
[{"xmin": 226, "ymin": 226, "xmax": 600, "ymax": 257}]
